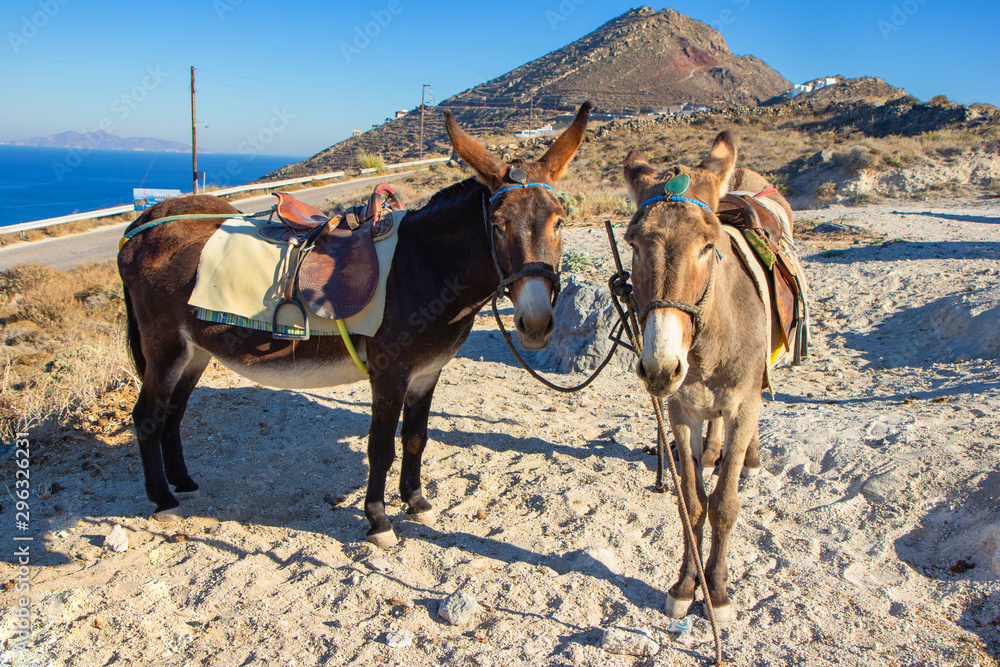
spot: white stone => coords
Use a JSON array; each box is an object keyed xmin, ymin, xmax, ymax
[
  {"xmin": 103, "ymin": 524, "xmax": 128, "ymax": 553},
  {"xmin": 601, "ymin": 627, "xmax": 659, "ymax": 657},
  {"xmin": 385, "ymin": 628, "xmax": 413, "ymax": 648},
  {"xmin": 365, "ymin": 558, "xmax": 392, "ymax": 572}
]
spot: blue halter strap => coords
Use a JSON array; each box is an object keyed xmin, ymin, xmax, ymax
[
  {"xmin": 638, "ymin": 193, "xmax": 714, "ymax": 212},
  {"xmin": 489, "ymin": 182, "xmax": 555, "ymax": 203}
]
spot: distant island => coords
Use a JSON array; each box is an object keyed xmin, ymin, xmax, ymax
[{"xmin": 1, "ymin": 131, "xmax": 190, "ymax": 152}]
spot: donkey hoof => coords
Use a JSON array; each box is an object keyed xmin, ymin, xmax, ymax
[
  {"xmin": 154, "ymin": 508, "xmax": 183, "ymax": 523},
  {"xmin": 367, "ymin": 529, "xmax": 398, "ymax": 550},
  {"xmin": 175, "ymin": 489, "xmax": 200, "ymax": 499},
  {"xmin": 407, "ymin": 509, "xmax": 436, "ymax": 526},
  {"xmin": 741, "ymin": 466, "xmax": 761, "ymax": 479},
  {"xmin": 664, "ymin": 593, "xmax": 694, "ymax": 618},
  {"xmin": 710, "ymin": 602, "xmax": 734, "ymax": 625}
]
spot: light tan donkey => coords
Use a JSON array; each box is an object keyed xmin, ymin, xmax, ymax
[{"xmin": 621, "ymin": 131, "xmax": 804, "ymax": 622}]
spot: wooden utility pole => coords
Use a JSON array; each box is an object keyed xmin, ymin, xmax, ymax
[
  {"xmin": 190, "ymin": 66, "xmax": 198, "ymax": 194},
  {"xmin": 419, "ymin": 83, "xmax": 432, "ymax": 161}
]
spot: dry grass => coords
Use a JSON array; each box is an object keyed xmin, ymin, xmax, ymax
[
  {"xmin": 0, "ymin": 260, "xmax": 133, "ymax": 441},
  {"xmin": 0, "ymin": 211, "xmax": 138, "ymax": 248}
]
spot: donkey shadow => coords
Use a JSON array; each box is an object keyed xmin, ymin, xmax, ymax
[
  {"xmin": 894, "ymin": 470, "xmax": 1000, "ymax": 658},
  {"xmin": 890, "ymin": 210, "xmax": 1000, "ymax": 225},
  {"xmin": 2, "ymin": 381, "xmax": 650, "ymax": 571}
]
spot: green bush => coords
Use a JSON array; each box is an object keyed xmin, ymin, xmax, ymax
[{"xmin": 355, "ymin": 151, "xmax": 386, "ymax": 172}]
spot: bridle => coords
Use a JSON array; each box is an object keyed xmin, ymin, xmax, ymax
[
  {"xmin": 632, "ymin": 192, "xmax": 722, "ymax": 347},
  {"xmin": 481, "ymin": 183, "xmax": 562, "ymax": 307},
  {"xmin": 483, "ymin": 181, "xmax": 627, "ymax": 393}
]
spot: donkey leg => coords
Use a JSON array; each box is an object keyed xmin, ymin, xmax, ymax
[
  {"xmin": 160, "ymin": 349, "xmax": 211, "ymax": 495},
  {"xmin": 399, "ymin": 372, "xmax": 440, "ymax": 525},
  {"xmin": 365, "ymin": 372, "xmax": 408, "ymax": 549},
  {"xmin": 132, "ymin": 340, "xmax": 195, "ymax": 521},
  {"xmin": 701, "ymin": 417, "xmax": 724, "ymax": 477},
  {"xmin": 741, "ymin": 423, "xmax": 762, "ymax": 478},
  {"xmin": 664, "ymin": 404, "xmax": 708, "ymax": 618},
  {"xmin": 705, "ymin": 397, "xmax": 761, "ymax": 624}
]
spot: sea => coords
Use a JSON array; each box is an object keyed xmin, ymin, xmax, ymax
[{"xmin": 0, "ymin": 145, "xmax": 306, "ymax": 227}]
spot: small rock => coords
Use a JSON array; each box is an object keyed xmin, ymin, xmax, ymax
[
  {"xmin": 601, "ymin": 627, "xmax": 659, "ymax": 657},
  {"xmin": 438, "ymin": 590, "xmax": 479, "ymax": 626},
  {"xmin": 103, "ymin": 524, "xmax": 128, "ymax": 553},
  {"xmin": 366, "ymin": 558, "xmax": 392, "ymax": 572},
  {"xmin": 807, "ymin": 150, "xmax": 834, "ymax": 166},
  {"xmin": 476, "ymin": 509, "xmax": 487, "ymax": 521},
  {"xmin": 385, "ymin": 628, "xmax": 413, "ymax": 648},
  {"xmin": 813, "ymin": 222, "xmax": 855, "ymax": 233}
]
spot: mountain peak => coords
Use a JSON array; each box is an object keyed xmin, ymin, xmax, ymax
[{"xmin": 441, "ymin": 7, "xmax": 788, "ymax": 113}]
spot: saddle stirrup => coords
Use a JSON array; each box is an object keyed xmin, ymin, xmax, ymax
[{"xmin": 272, "ymin": 236, "xmax": 312, "ymax": 341}]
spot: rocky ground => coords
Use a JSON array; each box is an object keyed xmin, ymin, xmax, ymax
[{"xmin": 1, "ymin": 198, "xmax": 999, "ymax": 666}]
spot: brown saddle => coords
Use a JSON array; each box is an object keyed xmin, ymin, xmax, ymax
[
  {"xmin": 259, "ymin": 186, "xmax": 403, "ymax": 340},
  {"xmin": 718, "ymin": 191, "xmax": 809, "ymax": 364}
]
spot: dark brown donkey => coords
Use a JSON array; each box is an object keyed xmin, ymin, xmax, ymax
[
  {"xmin": 118, "ymin": 103, "xmax": 592, "ymax": 548},
  {"xmin": 622, "ymin": 131, "xmax": 788, "ymax": 623}
]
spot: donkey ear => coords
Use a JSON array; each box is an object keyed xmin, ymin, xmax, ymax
[
  {"xmin": 623, "ymin": 150, "xmax": 658, "ymax": 204},
  {"xmin": 538, "ymin": 100, "xmax": 592, "ymax": 182},
  {"xmin": 699, "ymin": 131, "xmax": 737, "ymax": 198},
  {"xmin": 444, "ymin": 110, "xmax": 505, "ymax": 190}
]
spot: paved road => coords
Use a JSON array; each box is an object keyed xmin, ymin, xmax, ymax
[{"xmin": 0, "ymin": 172, "xmax": 415, "ymax": 271}]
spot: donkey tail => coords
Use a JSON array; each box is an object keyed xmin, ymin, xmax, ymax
[{"xmin": 123, "ymin": 288, "xmax": 146, "ymax": 381}]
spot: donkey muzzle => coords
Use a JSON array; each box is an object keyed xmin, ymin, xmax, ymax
[
  {"xmin": 512, "ymin": 277, "xmax": 555, "ymax": 350},
  {"xmin": 637, "ymin": 310, "xmax": 690, "ymax": 396}
]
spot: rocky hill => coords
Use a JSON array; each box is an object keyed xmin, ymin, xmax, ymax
[
  {"xmin": 260, "ymin": 6, "xmax": 790, "ymax": 182},
  {"xmin": 441, "ymin": 7, "xmax": 790, "ymax": 113},
  {"xmin": 261, "ymin": 107, "xmax": 563, "ymax": 181}
]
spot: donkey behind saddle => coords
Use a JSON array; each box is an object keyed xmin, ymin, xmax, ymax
[{"xmin": 261, "ymin": 185, "xmax": 403, "ymax": 340}]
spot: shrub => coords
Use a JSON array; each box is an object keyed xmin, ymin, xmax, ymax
[
  {"xmin": 355, "ymin": 151, "xmax": 386, "ymax": 172},
  {"xmin": 814, "ymin": 182, "xmax": 838, "ymax": 203},
  {"xmin": 562, "ymin": 251, "xmax": 592, "ymax": 272}
]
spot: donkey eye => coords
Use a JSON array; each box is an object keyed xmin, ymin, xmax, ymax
[
  {"xmin": 700, "ymin": 243, "xmax": 715, "ymax": 257},
  {"xmin": 553, "ymin": 219, "xmax": 564, "ymax": 233}
]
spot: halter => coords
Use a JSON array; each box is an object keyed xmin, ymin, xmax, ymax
[
  {"xmin": 489, "ymin": 182, "xmax": 555, "ymax": 203},
  {"xmin": 637, "ymin": 193, "xmax": 714, "ymax": 213},
  {"xmin": 633, "ymin": 190, "xmax": 721, "ymax": 346},
  {"xmin": 482, "ymin": 182, "xmax": 562, "ymax": 304}
]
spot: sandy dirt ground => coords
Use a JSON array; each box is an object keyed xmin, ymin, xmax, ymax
[{"xmin": 1, "ymin": 198, "xmax": 998, "ymax": 666}]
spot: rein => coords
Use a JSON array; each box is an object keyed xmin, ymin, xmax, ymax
[
  {"xmin": 635, "ymin": 248, "xmax": 720, "ymax": 347},
  {"xmin": 483, "ymin": 190, "xmax": 629, "ymax": 393},
  {"xmin": 631, "ymin": 191, "xmax": 722, "ymax": 348}
]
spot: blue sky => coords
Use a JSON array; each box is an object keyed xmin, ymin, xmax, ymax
[{"xmin": 1, "ymin": 0, "xmax": 996, "ymax": 157}]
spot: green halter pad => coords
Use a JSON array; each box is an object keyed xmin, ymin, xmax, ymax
[{"xmin": 664, "ymin": 173, "xmax": 690, "ymax": 196}]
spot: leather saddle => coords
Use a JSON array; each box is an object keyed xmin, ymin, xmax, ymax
[
  {"xmin": 718, "ymin": 191, "xmax": 809, "ymax": 364},
  {"xmin": 258, "ymin": 185, "xmax": 403, "ymax": 340}
]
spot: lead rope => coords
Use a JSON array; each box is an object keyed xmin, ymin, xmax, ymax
[
  {"xmin": 604, "ymin": 221, "xmax": 724, "ymax": 666},
  {"xmin": 484, "ymin": 195, "xmax": 631, "ymax": 393}
]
